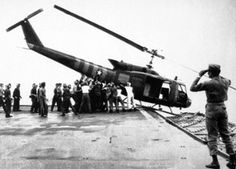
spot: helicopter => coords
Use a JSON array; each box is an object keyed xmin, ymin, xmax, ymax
[{"xmin": 6, "ymin": 6, "xmax": 191, "ymax": 109}]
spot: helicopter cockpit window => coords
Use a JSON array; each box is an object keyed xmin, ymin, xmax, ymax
[{"xmin": 177, "ymin": 84, "xmax": 187, "ymax": 103}]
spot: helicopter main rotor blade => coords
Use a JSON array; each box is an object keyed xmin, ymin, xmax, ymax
[{"xmin": 54, "ymin": 5, "xmax": 164, "ymax": 59}]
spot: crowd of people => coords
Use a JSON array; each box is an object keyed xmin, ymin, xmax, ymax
[
  {"xmin": 0, "ymin": 83, "xmax": 22, "ymax": 118},
  {"xmin": 0, "ymin": 76, "xmax": 135, "ymax": 118},
  {"xmin": 47, "ymin": 76, "xmax": 135, "ymax": 117}
]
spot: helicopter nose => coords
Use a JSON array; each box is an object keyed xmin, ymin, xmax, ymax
[{"xmin": 186, "ymin": 98, "xmax": 192, "ymax": 107}]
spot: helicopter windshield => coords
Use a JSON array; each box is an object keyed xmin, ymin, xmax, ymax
[
  {"xmin": 177, "ymin": 83, "xmax": 188, "ymax": 103},
  {"xmin": 178, "ymin": 83, "xmax": 187, "ymax": 93}
]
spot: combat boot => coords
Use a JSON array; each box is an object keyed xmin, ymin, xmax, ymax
[
  {"xmin": 206, "ymin": 155, "xmax": 220, "ymax": 168},
  {"xmin": 5, "ymin": 115, "xmax": 13, "ymax": 118},
  {"xmin": 227, "ymin": 154, "xmax": 236, "ymax": 168},
  {"xmin": 205, "ymin": 161, "xmax": 220, "ymax": 168}
]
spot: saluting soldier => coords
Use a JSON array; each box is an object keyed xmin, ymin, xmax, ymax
[{"xmin": 190, "ymin": 64, "xmax": 236, "ymax": 168}]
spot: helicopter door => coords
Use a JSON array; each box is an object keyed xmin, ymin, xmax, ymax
[
  {"xmin": 159, "ymin": 82, "xmax": 170, "ymax": 101},
  {"xmin": 143, "ymin": 76, "xmax": 163, "ymax": 98}
]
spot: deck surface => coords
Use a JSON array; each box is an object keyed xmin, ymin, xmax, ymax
[{"xmin": 0, "ymin": 107, "xmax": 229, "ymax": 169}]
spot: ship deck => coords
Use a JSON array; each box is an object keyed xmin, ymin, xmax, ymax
[{"xmin": 0, "ymin": 107, "xmax": 229, "ymax": 169}]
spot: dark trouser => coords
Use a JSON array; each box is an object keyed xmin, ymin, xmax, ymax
[
  {"xmin": 4, "ymin": 99, "xmax": 11, "ymax": 117},
  {"xmin": 51, "ymin": 97, "xmax": 62, "ymax": 111},
  {"xmin": 0, "ymin": 96, "xmax": 4, "ymax": 108},
  {"xmin": 39, "ymin": 99, "xmax": 48, "ymax": 117},
  {"xmin": 94, "ymin": 94, "xmax": 102, "ymax": 110},
  {"xmin": 51, "ymin": 96, "xmax": 57, "ymax": 111},
  {"xmin": 109, "ymin": 97, "xmax": 116, "ymax": 111},
  {"xmin": 30, "ymin": 97, "xmax": 37, "ymax": 113},
  {"xmin": 205, "ymin": 103, "xmax": 234, "ymax": 156},
  {"xmin": 72, "ymin": 93, "xmax": 81, "ymax": 113},
  {"xmin": 79, "ymin": 93, "xmax": 91, "ymax": 113},
  {"xmin": 61, "ymin": 98, "xmax": 70, "ymax": 115},
  {"xmin": 116, "ymin": 96, "xmax": 125, "ymax": 110},
  {"xmin": 13, "ymin": 98, "xmax": 20, "ymax": 111}
]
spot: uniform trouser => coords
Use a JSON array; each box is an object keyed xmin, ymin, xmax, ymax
[
  {"xmin": 30, "ymin": 98, "xmax": 37, "ymax": 112},
  {"xmin": 126, "ymin": 95, "xmax": 134, "ymax": 109},
  {"xmin": 51, "ymin": 96, "xmax": 57, "ymax": 111},
  {"xmin": 39, "ymin": 99, "xmax": 48, "ymax": 116},
  {"xmin": 108, "ymin": 97, "xmax": 116, "ymax": 111},
  {"xmin": 62, "ymin": 99, "xmax": 70, "ymax": 115},
  {"xmin": 94, "ymin": 94, "xmax": 102, "ymax": 110},
  {"xmin": 205, "ymin": 103, "xmax": 235, "ymax": 156},
  {"xmin": 79, "ymin": 93, "xmax": 91, "ymax": 113},
  {"xmin": 51, "ymin": 97, "xmax": 62, "ymax": 111},
  {"xmin": 116, "ymin": 96, "xmax": 125, "ymax": 110},
  {"xmin": 0, "ymin": 96, "xmax": 4, "ymax": 108},
  {"xmin": 4, "ymin": 99, "xmax": 11, "ymax": 116},
  {"xmin": 13, "ymin": 98, "xmax": 20, "ymax": 111}
]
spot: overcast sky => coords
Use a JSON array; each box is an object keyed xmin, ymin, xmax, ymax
[{"xmin": 1, "ymin": 0, "xmax": 236, "ymax": 120}]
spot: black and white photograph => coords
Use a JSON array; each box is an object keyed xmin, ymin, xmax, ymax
[{"xmin": 1, "ymin": 0, "xmax": 236, "ymax": 168}]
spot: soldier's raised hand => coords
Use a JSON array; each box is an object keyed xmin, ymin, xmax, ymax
[{"xmin": 199, "ymin": 69, "xmax": 208, "ymax": 77}]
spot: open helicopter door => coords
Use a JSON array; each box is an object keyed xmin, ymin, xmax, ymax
[{"xmin": 143, "ymin": 75, "xmax": 163, "ymax": 98}]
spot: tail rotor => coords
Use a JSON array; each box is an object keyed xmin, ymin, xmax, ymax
[{"xmin": 6, "ymin": 9, "xmax": 43, "ymax": 32}]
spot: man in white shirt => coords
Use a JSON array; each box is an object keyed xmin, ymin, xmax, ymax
[{"xmin": 79, "ymin": 81, "xmax": 92, "ymax": 113}]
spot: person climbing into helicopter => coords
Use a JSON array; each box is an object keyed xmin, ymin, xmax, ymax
[{"xmin": 190, "ymin": 64, "xmax": 236, "ymax": 169}]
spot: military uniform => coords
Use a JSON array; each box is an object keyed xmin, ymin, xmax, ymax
[
  {"xmin": 71, "ymin": 83, "xmax": 82, "ymax": 114},
  {"xmin": 0, "ymin": 84, "xmax": 4, "ymax": 111},
  {"xmin": 51, "ymin": 84, "xmax": 62, "ymax": 112},
  {"xmin": 30, "ymin": 84, "xmax": 38, "ymax": 113},
  {"xmin": 61, "ymin": 84, "xmax": 71, "ymax": 116},
  {"xmin": 13, "ymin": 84, "xmax": 21, "ymax": 111},
  {"xmin": 190, "ymin": 64, "xmax": 235, "ymax": 168},
  {"xmin": 38, "ymin": 83, "xmax": 48, "ymax": 117},
  {"xmin": 92, "ymin": 81, "xmax": 102, "ymax": 111},
  {"xmin": 4, "ymin": 84, "xmax": 12, "ymax": 118}
]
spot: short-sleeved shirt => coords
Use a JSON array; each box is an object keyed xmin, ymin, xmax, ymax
[
  {"xmin": 81, "ymin": 85, "xmax": 90, "ymax": 94},
  {"xmin": 191, "ymin": 76, "xmax": 230, "ymax": 103}
]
